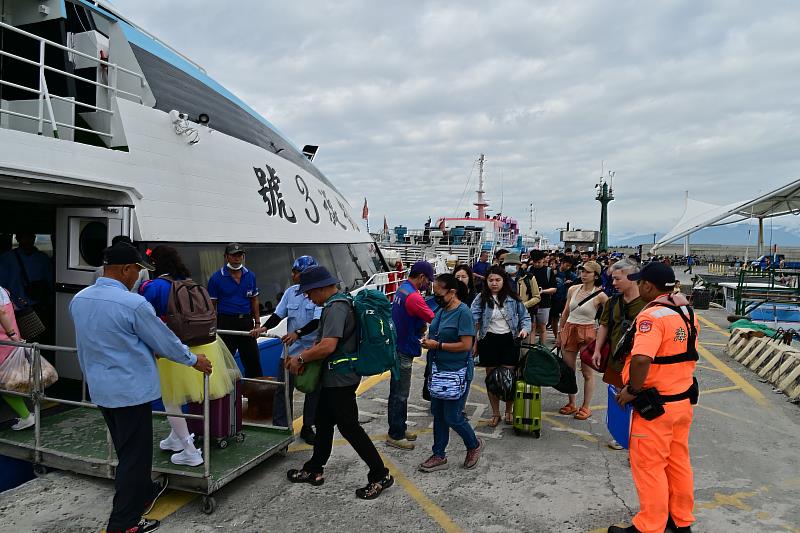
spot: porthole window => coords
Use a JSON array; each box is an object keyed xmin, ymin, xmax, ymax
[{"xmin": 78, "ymin": 220, "xmax": 107, "ymax": 267}]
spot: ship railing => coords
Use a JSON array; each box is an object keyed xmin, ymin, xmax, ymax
[
  {"xmin": 353, "ymin": 269, "xmax": 409, "ymax": 298},
  {"xmin": 0, "ymin": 335, "xmax": 292, "ymax": 481},
  {"xmin": 0, "ymin": 20, "xmax": 146, "ymax": 141}
]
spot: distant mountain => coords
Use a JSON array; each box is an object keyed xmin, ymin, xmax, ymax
[{"xmin": 611, "ymin": 223, "xmax": 800, "ymax": 247}]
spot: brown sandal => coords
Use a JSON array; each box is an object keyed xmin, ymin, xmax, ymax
[
  {"xmin": 559, "ymin": 404, "xmax": 578, "ymax": 415},
  {"xmin": 574, "ymin": 407, "xmax": 592, "ymax": 420},
  {"xmin": 487, "ymin": 415, "xmax": 501, "ymax": 428}
]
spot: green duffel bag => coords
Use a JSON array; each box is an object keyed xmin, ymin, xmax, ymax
[
  {"xmin": 295, "ymin": 359, "xmax": 322, "ymax": 393},
  {"xmin": 520, "ymin": 343, "xmax": 561, "ymax": 387}
]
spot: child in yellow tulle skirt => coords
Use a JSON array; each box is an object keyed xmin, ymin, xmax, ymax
[{"xmin": 140, "ymin": 246, "xmax": 242, "ymax": 467}]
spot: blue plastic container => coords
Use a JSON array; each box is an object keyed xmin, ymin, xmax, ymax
[
  {"xmin": 0, "ymin": 454, "xmax": 34, "ymax": 493},
  {"xmin": 234, "ymin": 337, "xmax": 284, "ymax": 378},
  {"xmin": 606, "ymin": 385, "xmax": 633, "ymax": 449}
]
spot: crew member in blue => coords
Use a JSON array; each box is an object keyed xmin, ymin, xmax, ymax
[
  {"xmin": 251, "ymin": 255, "xmax": 322, "ymax": 445},
  {"xmin": 387, "ymin": 261, "xmax": 435, "ymax": 450},
  {"xmin": 208, "ymin": 243, "xmax": 263, "ymax": 378},
  {"xmin": 70, "ymin": 242, "xmax": 212, "ymax": 533}
]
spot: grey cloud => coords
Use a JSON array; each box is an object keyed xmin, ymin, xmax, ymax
[{"xmin": 112, "ymin": 0, "xmax": 800, "ymax": 240}]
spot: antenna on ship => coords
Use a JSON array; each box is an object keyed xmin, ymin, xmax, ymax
[{"xmin": 474, "ymin": 154, "xmax": 488, "ymax": 219}]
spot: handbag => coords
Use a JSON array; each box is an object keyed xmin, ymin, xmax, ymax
[
  {"xmin": 429, "ymin": 362, "xmax": 468, "ymax": 400},
  {"xmin": 295, "ymin": 359, "xmax": 322, "ymax": 394},
  {"xmin": 9, "ymin": 291, "xmax": 45, "ymax": 341},
  {"xmin": 519, "ymin": 343, "xmax": 560, "ymax": 386},
  {"xmin": 553, "ymin": 348, "xmax": 578, "ymax": 395}
]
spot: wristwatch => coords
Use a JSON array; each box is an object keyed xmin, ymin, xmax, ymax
[
  {"xmin": 297, "ymin": 355, "xmax": 305, "ymax": 365},
  {"xmin": 294, "ymin": 329, "xmax": 302, "ymax": 337}
]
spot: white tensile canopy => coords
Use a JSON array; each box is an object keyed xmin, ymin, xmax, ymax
[{"xmin": 653, "ymin": 178, "xmax": 800, "ymax": 253}]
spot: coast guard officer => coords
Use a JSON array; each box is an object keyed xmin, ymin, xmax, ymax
[{"xmin": 609, "ymin": 262, "xmax": 698, "ymax": 533}]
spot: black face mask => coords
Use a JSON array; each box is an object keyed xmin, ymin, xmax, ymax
[{"xmin": 434, "ymin": 295, "xmax": 447, "ymax": 308}]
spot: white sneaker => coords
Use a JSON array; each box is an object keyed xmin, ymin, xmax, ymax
[
  {"xmin": 11, "ymin": 414, "xmax": 35, "ymax": 431},
  {"xmin": 171, "ymin": 448, "xmax": 203, "ymax": 466},
  {"xmin": 159, "ymin": 432, "xmax": 185, "ymax": 452}
]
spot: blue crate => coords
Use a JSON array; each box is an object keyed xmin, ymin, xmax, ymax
[
  {"xmin": 606, "ymin": 385, "xmax": 633, "ymax": 449},
  {"xmin": 234, "ymin": 337, "xmax": 284, "ymax": 378}
]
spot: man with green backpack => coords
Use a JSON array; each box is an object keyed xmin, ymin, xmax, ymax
[{"xmin": 285, "ymin": 266, "xmax": 395, "ymax": 500}]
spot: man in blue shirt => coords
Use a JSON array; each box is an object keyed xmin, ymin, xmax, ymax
[
  {"xmin": 208, "ymin": 243, "xmax": 262, "ymax": 378},
  {"xmin": 251, "ymin": 255, "xmax": 322, "ymax": 444},
  {"xmin": 70, "ymin": 242, "xmax": 211, "ymax": 533},
  {"xmin": 472, "ymin": 250, "xmax": 490, "ymax": 290}
]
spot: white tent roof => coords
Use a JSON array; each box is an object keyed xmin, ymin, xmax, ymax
[{"xmin": 653, "ymin": 178, "xmax": 800, "ymax": 251}]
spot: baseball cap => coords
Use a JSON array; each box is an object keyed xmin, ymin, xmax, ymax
[
  {"xmin": 578, "ymin": 260, "xmax": 602, "ymax": 275},
  {"xmin": 102, "ymin": 242, "xmax": 154, "ymax": 270},
  {"xmin": 225, "ymin": 243, "xmax": 245, "ymax": 255},
  {"xmin": 409, "ymin": 261, "xmax": 435, "ymax": 281},
  {"xmin": 292, "ymin": 255, "xmax": 319, "ymax": 273},
  {"xmin": 627, "ymin": 261, "xmax": 676, "ymax": 288}
]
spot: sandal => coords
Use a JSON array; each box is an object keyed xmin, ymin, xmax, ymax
[
  {"xmin": 574, "ymin": 407, "xmax": 592, "ymax": 420},
  {"xmin": 504, "ymin": 412, "xmax": 513, "ymax": 425},
  {"xmin": 355, "ymin": 474, "xmax": 394, "ymax": 500},
  {"xmin": 487, "ymin": 415, "xmax": 501, "ymax": 428},
  {"xmin": 287, "ymin": 468, "xmax": 324, "ymax": 486},
  {"xmin": 559, "ymin": 404, "xmax": 578, "ymax": 415}
]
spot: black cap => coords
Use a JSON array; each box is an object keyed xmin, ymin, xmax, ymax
[
  {"xmin": 102, "ymin": 242, "xmax": 154, "ymax": 270},
  {"xmin": 627, "ymin": 262, "xmax": 675, "ymax": 288},
  {"xmin": 225, "ymin": 242, "xmax": 245, "ymax": 255}
]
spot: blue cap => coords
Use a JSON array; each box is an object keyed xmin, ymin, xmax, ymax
[
  {"xmin": 292, "ymin": 255, "xmax": 318, "ymax": 273},
  {"xmin": 410, "ymin": 261, "xmax": 435, "ymax": 281},
  {"xmin": 298, "ymin": 266, "xmax": 340, "ymax": 293}
]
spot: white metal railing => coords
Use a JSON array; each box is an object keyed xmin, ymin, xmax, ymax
[
  {"xmin": 0, "ymin": 20, "xmax": 146, "ymax": 142},
  {"xmin": 354, "ymin": 269, "xmax": 408, "ymax": 298}
]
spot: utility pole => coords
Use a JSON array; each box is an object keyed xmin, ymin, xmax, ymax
[{"xmin": 596, "ymin": 162, "xmax": 615, "ymax": 251}]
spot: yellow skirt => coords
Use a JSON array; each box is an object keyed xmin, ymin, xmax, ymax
[{"xmin": 157, "ymin": 336, "xmax": 241, "ymax": 406}]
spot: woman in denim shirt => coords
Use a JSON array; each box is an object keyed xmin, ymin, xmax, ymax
[{"xmin": 470, "ymin": 265, "xmax": 532, "ymax": 427}]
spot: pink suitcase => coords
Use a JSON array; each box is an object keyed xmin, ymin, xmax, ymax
[{"xmin": 187, "ymin": 380, "xmax": 244, "ymax": 448}]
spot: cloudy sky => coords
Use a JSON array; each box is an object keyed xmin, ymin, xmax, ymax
[{"xmin": 113, "ymin": 0, "xmax": 800, "ymax": 242}]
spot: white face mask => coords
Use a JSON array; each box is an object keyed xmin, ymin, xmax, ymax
[
  {"xmin": 227, "ymin": 262, "xmax": 244, "ymax": 271},
  {"xmin": 505, "ymin": 265, "xmax": 518, "ymax": 274}
]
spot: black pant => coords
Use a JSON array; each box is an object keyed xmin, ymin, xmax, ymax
[
  {"xmin": 218, "ymin": 315, "xmax": 263, "ymax": 378},
  {"xmin": 99, "ymin": 403, "xmax": 153, "ymax": 532},
  {"xmin": 304, "ymin": 385, "xmax": 388, "ymax": 483}
]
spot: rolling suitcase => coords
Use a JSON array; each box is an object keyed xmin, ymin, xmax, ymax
[
  {"xmin": 606, "ymin": 384, "xmax": 633, "ymax": 449},
  {"xmin": 512, "ymin": 381, "xmax": 542, "ymax": 438},
  {"xmin": 187, "ymin": 380, "xmax": 244, "ymax": 449}
]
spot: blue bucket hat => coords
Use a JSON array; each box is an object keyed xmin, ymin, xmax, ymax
[
  {"xmin": 298, "ymin": 266, "xmax": 340, "ymax": 293},
  {"xmin": 292, "ymin": 255, "xmax": 319, "ymax": 273}
]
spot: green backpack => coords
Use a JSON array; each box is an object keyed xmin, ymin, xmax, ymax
[
  {"xmin": 327, "ymin": 290, "xmax": 399, "ymax": 378},
  {"xmin": 521, "ymin": 343, "xmax": 561, "ymax": 387}
]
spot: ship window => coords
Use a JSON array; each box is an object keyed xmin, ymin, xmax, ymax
[{"xmin": 78, "ymin": 220, "xmax": 107, "ymax": 267}]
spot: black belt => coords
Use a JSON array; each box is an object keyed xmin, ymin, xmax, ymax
[
  {"xmin": 651, "ymin": 351, "xmax": 699, "ymax": 365},
  {"xmin": 219, "ymin": 313, "xmax": 252, "ymax": 319},
  {"xmin": 660, "ymin": 378, "xmax": 699, "ymax": 404}
]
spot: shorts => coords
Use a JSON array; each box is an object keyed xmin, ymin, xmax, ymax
[
  {"xmin": 476, "ymin": 332, "xmax": 518, "ymax": 367},
  {"xmin": 533, "ymin": 307, "xmax": 550, "ymax": 325},
  {"xmin": 560, "ymin": 322, "xmax": 596, "ymax": 352},
  {"xmin": 549, "ymin": 300, "xmax": 566, "ymax": 322}
]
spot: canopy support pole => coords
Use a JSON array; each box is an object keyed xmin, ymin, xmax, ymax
[{"xmin": 757, "ymin": 217, "xmax": 764, "ymax": 257}]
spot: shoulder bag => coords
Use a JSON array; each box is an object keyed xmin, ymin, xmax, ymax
[{"xmin": 427, "ymin": 310, "xmax": 469, "ymax": 401}]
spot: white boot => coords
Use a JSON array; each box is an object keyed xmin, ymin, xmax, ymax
[
  {"xmin": 11, "ymin": 414, "xmax": 35, "ymax": 431},
  {"xmin": 171, "ymin": 436, "xmax": 203, "ymax": 466},
  {"xmin": 159, "ymin": 430, "xmax": 184, "ymax": 452}
]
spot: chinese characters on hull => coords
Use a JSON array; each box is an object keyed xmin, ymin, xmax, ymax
[{"xmin": 253, "ymin": 164, "xmax": 360, "ymax": 232}]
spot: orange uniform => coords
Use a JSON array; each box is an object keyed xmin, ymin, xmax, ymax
[{"xmin": 622, "ymin": 295, "xmax": 699, "ymax": 533}]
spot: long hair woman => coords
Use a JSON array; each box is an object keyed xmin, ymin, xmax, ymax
[
  {"xmin": 556, "ymin": 260, "xmax": 608, "ymax": 420},
  {"xmin": 470, "ymin": 265, "xmax": 531, "ymax": 427},
  {"xmin": 419, "ymin": 273, "xmax": 482, "ymax": 471},
  {"xmin": 139, "ymin": 245, "xmax": 239, "ymax": 466},
  {"xmin": 453, "ymin": 264, "xmax": 477, "ymax": 306}
]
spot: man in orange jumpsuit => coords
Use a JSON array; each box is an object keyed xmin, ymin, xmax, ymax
[{"xmin": 608, "ymin": 262, "xmax": 698, "ymax": 533}]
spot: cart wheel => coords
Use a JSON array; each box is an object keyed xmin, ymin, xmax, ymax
[
  {"xmin": 533, "ymin": 430, "xmax": 541, "ymax": 439},
  {"xmin": 218, "ymin": 438, "xmax": 228, "ymax": 449},
  {"xmin": 235, "ymin": 432, "xmax": 245, "ymax": 443},
  {"xmin": 201, "ymin": 496, "xmax": 216, "ymax": 515},
  {"xmin": 33, "ymin": 464, "xmax": 47, "ymax": 477}
]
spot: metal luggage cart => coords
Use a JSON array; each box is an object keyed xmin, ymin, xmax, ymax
[{"xmin": 0, "ymin": 334, "xmax": 294, "ymax": 514}]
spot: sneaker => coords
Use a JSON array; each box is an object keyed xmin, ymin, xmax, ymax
[
  {"xmin": 142, "ymin": 478, "xmax": 169, "ymax": 516},
  {"xmin": 418, "ymin": 455, "xmax": 448, "ymax": 472},
  {"xmin": 11, "ymin": 414, "xmax": 35, "ymax": 431},
  {"xmin": 108, "ymin": 517, "xmax": 160, "ymax": 533},
  {"xmin": 463, "ymin": 438, "xmax": 484, "ymax": 469},
  {"xmin": 170, "ymin": 448, "xmax": 203, "ymax": 466},
  {"xmin": 159, "ymin": 432, "xmax": 185, "ymax": 452},
  {"xmin": 404, "ymin": 431, "xmax": 418, "ymax": 441},
  {"xmin": 355, "ymin": 473, "xmax": 394, "ymax": 500},
  {"xmin": 385, "ymin": 436, "xmax": 415, "ymax": 450},
  {"xmin": 607, "ymin": 440, "xmax": 624, "ymax": 451},
  {"xmin": 300, "ymin": 426, "xmax": 316, "ymax": 445}
]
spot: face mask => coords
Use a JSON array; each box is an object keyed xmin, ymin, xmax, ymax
[
  {"xmin": 505, "ymin": 265, "xmax": 517, "ymax": 274},
  {"xmin": 227, "ymin": 262, "xmax": 244, "ymax": 271},
  {"xmin": 434, "ymin": 295, "xmax": 447, "ymax": 307}
]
